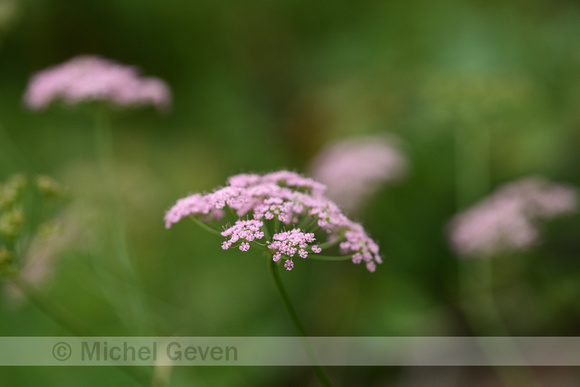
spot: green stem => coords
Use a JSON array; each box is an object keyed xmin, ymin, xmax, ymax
[
  {"xmin": 296, "ymin": 214, "xmax": 311, "ymax": 230},
  {"xmin": 92, "ymin": 111, "xmax": 148, "ymax": 334},
  {"xmin": 460, "ymin": 260, "xmax": 508, "ymax": 334},
  {"xmin": 459, "ymin": 261, "xmax": 540, "ymax": 387},
  {"xmin": 268, "ymin": 257, "xmax": 333, "ymax": 387},
  {"xmin": 261, "ymin": 221, "xmax": 271, "ymax": 242},
  {"xmin": 317, "ymin": 240, "xmax": 340, "ymax": 250},
  {"xmin": 309, "ymin": 225, "xmax": 321, "ymax": 234},
  {"xmin": 250, "ymin": 243, "xmax": 267, "ymax": 252},
  {"xmin": 308, "ymin": 255, "xmax": 352, "ymax": 261},
  {"xmin": 453, "ymin": 123, "xmax": 490, "ymax": 210},
  {"xmin": 190, "ymin": 216, "xmax": 222, "ymax": 235},
  {"xmin": 454, "ymin": 123, "xmax": 539, "ymax": 386}
]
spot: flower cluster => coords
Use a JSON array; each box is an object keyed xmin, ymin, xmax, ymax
[
  {"xmin": 24, "ymin": 55, "xmax": 171, "ymax": 111},
  {"xmin": 268, "ymin": 228, "xmax": 321, "ymax": 270},
  {"xmin": 309, "ymin": 135, "xmax": 408, "ymax": 213},
  {"xmin": 448, "ymin": 176, "xmax": 577, "ymax": 258},
  {"xmin": 340, "ymin": 223, "xmax": 383, "ymax": 273},
  {"xmin": 165, "ymin": 171, "xmax": 382, "ymax": 271},
  {"xmin": 221, "ymin": 219, "xmax": 265, "ymax": 251}
]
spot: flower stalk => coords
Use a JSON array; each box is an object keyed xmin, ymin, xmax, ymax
[
  {"xmin": 453, "ymin": 124, "xmax": 545, "ymax": 387},
  {"xmin": 268, "ymin": 256, "xmax": 333, "ymax": 387},
  {"xmin": 164, "ymin": 171, "xmax": 383, "ymax": 387},
  {"xmin": 93, "ymin": 111, "xmax": 148, "ymax": 334}
]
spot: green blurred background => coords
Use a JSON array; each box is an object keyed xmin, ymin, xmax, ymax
[{"xmin": 1, "ymin": 0, "xmax": 580, "ymax": 385}]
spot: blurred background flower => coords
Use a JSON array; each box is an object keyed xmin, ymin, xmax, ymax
[
  {"xmin": 309, "ymin": 135, "xmax": 408, "ymax": 214},
  {"xmin": 24, "ymin": 55, "xmax": 171, "ymax": 112},
  {"xmin": 448, "ymin": 176, "xmax": 577, "ymax": 258}
]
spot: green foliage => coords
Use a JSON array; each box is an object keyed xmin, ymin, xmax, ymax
[
  {"xmin": 0, "ymin": 174, "xmax": 68, "ymax": 272},
  {"xmin": 0, "ymin": 0, "xmax": 579, "ymax": 385}
]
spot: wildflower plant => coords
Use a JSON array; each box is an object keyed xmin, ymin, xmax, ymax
[
  {"xmin": 165, "ymin": 170, "xmax": 382, "ymax": 272},
  {"xmin": 23, "ymin": 55, "xmax": 172, "ymax": 333},
  {"xmin": 166, "ymin": 170, "xmax": 382, "ymax": 386},
  {"xmin": 449, "ymin": 175, "xmax": 578, "ymax": 378},
  {"xmin": 23, "ymin": 55, "xmax": 171, "ymax": 112},
  {"xmin": 309, "ymin": 135, "xmax": 408, "ymax": 214},
  {"xmin": 448, "ymin": 176, "xmax": 577, "ymax": 258}
]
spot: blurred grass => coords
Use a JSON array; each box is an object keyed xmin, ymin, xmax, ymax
[{"xmin": 1, "ymin": 0, "xmax": 580, "ymax": 385}]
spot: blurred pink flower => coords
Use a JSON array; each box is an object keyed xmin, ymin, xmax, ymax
[
  {"xmin": 165, "ymin": 170, "xmax": 382, "ymax": 272},
  {"xmin": 449, "ymin": 176, "xmax": 577, "ymax": 258},
  {"xmin": 309, "ymin": 135, "xmax": 408, "ymax": 213},
  {"xmin": 23, "ymin": 55, "xmax": 171, "ymax": 111}
]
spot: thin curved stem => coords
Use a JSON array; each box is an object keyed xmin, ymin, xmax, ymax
[
  {"xmin": 308, "ymin": 255, "xmax": 352, "ymax": 261},
  {"xmin": 454, "ymin": 123, "xmax": 539, "ymax": 386},
  {"xmin": 454, "ymin": 123, "xmax": 490, "ymax": 210},
  {"xmin": 317, "ymin": 240, "xmax": 340, "ymax": 250},
  {"xmin": 249, "ymin": 243, "xmax": 268, "ymax": 252},
  {"xmin": 268, "ymin": 258, "xmax": 308, "ymax": 337},
  {"xmin": 268, "ymin": 257, "xmax": 333, "ymax": 387},
  {"xmin": 260, "ymin": 221, "xmax": 271, "ymax": 241},
  {"xmin": 190, "ymin": 216, "xmax": 222, "ymax": 235},
  {"xmin": 459, "ymin": 260, "xmax": 540, "ymax": 387},
  {"xmin": 93, "ymin": 111, "xmax": 148, "ymax": 334}
]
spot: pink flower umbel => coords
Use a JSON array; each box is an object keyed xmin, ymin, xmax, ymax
[
  {"xmin": 165, "ymin": 171, "xmax": 382, "ymax": 272},
  {"xmin": 23, "ymin": 55, "xmax": 171, "ymax": 111},
  {"xmin": 268, "ymin": 228, "xmax": 317, "ymax": 270},
  {"xmin": 221, "ymin": 219, "xmax": 265, "ymax": 250},
  {"xmin": 448, "ymin": 176, "xmax": 577, "ymax": 258},
  {"xmin": 309, "ymin": 135, "xmax": 408, "ymax": 213}
]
